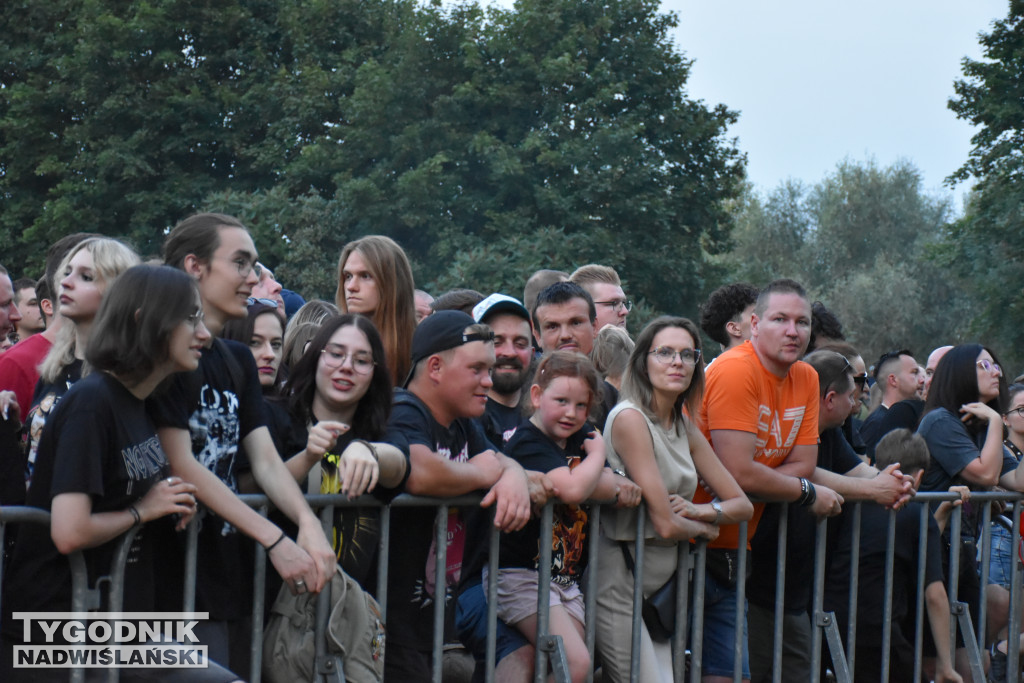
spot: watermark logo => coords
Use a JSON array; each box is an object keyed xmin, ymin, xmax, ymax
[{"xmin": 12, "ymin": 612, "xmax": 209, "ymax": 668}]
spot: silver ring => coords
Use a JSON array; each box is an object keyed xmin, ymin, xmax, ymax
[
  {"xmin": 295, "ymin": 580, "xmax": 305, "ymax": 588},
  {"xmin": 166, "ymin": 477, "xmax": 174, "ymax": 485}
]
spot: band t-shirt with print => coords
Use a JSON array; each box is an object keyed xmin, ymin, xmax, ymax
[
  {"xmin": 149, "ymin": 338, "xmax": 267, "ymax": 620},
  {"xmin": 695, "ymin": 341, "xmax": 819, "ymax": 550},
  {"xmin": 5, "ymin": 372, "xmax": 173, "ymax": 630},
  {"xmin": 499, "ymin": 420, "xmax": 594, "ymax": 586},
  {"xmin": 385, "ymin": 388, "xmax": 492, "ymax": 652}
]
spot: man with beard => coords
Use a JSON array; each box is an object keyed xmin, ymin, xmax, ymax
[
  {"xmin": 456, "ymin": 295, "xmax": 562, "ymax": 682},
  {"xmin": 473, "ymin": 294, "xmax": 534, "ymax": 448}
]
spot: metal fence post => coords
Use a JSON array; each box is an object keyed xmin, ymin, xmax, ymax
[{"xmin": 771, "ymin": 503, "xmax": 787, "ymax": 683}]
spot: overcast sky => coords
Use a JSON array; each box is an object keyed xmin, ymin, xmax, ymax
[{"xmin": 485, "ymin": 0, "xmax": 1009, "ymax": 212}]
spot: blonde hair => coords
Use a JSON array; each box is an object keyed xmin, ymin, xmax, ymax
[
  {"xmin": 592, "ymin": 324, "xmax": 635, "ymax": 384},
  {"xmin": 569, "ymin": 264, "xmax": 621, "ymax": 288},
  {"xmin": 39, "ymin": 238, "xmax": 141, "ymax": 383}
]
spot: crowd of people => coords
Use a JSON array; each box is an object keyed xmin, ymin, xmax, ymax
[{"xmin": 0, "ymin": 214, "xmax": 1020, "ymax": 683}]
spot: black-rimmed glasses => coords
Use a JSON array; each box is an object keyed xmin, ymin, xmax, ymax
[{"xmin": 594, "ymin": 299, "xmax": 633, "ymax": 313}]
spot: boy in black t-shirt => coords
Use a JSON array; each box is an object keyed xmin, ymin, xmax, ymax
[
  {"xmin": 385, "ymin": 311, "xmax": 533, "ymax": 681},
  {"xmin": 824, "ymin": 429, "xmax": 961, "ymax": 683}
]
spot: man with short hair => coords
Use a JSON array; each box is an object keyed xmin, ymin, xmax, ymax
[
  {"xmin": 0, "ymin": 268, "xmax": 21, "ymax": 342},
  {"xmin": 522, "ymin": 269, "xmax": 568, "ymax": 317},
  {"xmin": 385, "ymin": 310, "xmax": 532, "ymax": 681},
  {"xmin": 923, "ymin": 345, "xmax": 953, "ymax": 400},
  {"xmin": 473, "ymin": 294, "xmax": 534, "ymax": 448},
  {"xmin": 431, "ymin": 288, "xmax": 485, "ymax": 316},
  {"xmin": 569, "ymin": 264, "xmax": 630, "ymax": 330},
  {"xmin": 531, "ymin": 281, "xmax": 624, "ymax": 428},
  {"xmin": 747, "ymin": 349, "xmax": 911, "ymax": 682},
  {"xmin": 531, "ymin": 281, "xmax": 598, "ymax": 356},
  {"xmin": 414, "ymin": 289, "xmax": 434, "ymax": 323},
  {"xmin": 859, "ymin": 349, "xmax": 924, "ymax": 458},
  {"xmin": 250, "ymin": 261, "xmax": 285, "ymax": 309},
  {"xmin": 699, "ymin": 282, "xmax": 759, "ymax": 353},
  {"xmin": 11, "ymin": 279, "xmax": 44, "ymax": 340},
  {"xmin": 693, "ymin": 278, "xmax": 843, "ymax": 683}
]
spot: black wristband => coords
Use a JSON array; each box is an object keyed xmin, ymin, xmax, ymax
[
  {"xmin": 264, "ymin": 530, "xmax": 286, "ymax": 553},
  {"xmin": 798, "ymin": 478, "xmax": 817, "ymax": 506}
]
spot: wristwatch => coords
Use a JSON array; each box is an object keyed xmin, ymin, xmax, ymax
[
  {"xmin": 612, "ymin": 468, "xmax": 629, "ymax": 479},
  {"xmin": 711, "ymin": 501, "xmax": 724, "ymax": 525}
]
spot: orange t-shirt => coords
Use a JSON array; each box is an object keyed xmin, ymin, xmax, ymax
[{"xmin": 694, "ymin": 342, "xmax": 819, "ymax": 549}]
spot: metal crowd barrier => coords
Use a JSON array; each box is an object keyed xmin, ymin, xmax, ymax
[{"xmin": 3, "ymin": 490, "xmax": 1024, "ymax": 683}]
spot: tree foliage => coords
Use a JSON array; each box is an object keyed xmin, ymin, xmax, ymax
[
  {"xmin": 717, "ymin": 158, "xmax": 970, "ymax": 366},
  {"xmin": 945, "ymin": 1, "xmax": 1024, "ymax": 373},
  {"xmin": 0, "ymin": 0, "xmax": 408, "ymax": 267},
  {"xmin": 1, "ymin": 0, "xmax": 745, "ymax": 324}
]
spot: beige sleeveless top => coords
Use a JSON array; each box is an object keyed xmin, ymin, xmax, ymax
[{"xmin": 601, "ymin": 400, "xmax": 698, "ymax": 541}]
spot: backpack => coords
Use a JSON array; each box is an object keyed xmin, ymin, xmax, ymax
[{"xmin": 262, "ymin": 565, "xmax": 386, "ymax": 683}]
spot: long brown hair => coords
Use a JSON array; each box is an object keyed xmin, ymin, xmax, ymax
[
  {"xmin": 334, "ymin": 236, "xmax": 416, "ymax": 384},
  {"xmin": 620, "ymin": 316, "xmax": 705, "ymax": 428}
]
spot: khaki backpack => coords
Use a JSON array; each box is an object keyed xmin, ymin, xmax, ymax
[{"xmin": 262, "ymin": 565, "xmax": 385, "ymax": 683}]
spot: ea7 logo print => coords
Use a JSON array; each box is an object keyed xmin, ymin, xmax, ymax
[{"xmin": 754, "ymin": 405, "xmax": 806, "ymax": 464}]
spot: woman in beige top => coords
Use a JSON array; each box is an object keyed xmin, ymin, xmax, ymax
[{"xmin": 595, "ymin": 316, "xmax": 752, "ymax": 683}]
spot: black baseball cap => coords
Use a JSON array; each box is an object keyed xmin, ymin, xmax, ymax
[{"xmin": 405, "ymin": 310, "xmax": 494, "ymax": 387}]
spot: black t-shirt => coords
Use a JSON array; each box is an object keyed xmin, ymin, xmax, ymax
[
  {"xmin": 498, "ymin": 421, "xmax": 593, "ymax": 586},
  {"xmin": 4, "ymin": 372, "xmax": 173, "ymax": 633},
  {"xmin": 148, "ymin": 338, "xmax": 267, "ymax": 620},
  {"xmin": 865, "ymin": 399, "xmax": 924, "ymax": 462},
  {"xmin": 858, "ymin": 404, "xmax": 889, "ymax": 459},
  {"xmin": 24, "ymin": 360, "xmax": 83, "ymax": 490},
  {"xmin": 269, "ymin": 408, "xmax": 406, "ymax": 593},
  {"xmin": 748, "ymin": 427, "xmax": 862, "ymax": 612},
  {"xmin": 823, "ymin": 500, "xmax": 943, "ymax": 647},
  {"xmin": 384, "ymin": 388, "xmax": 491, "ymax": 651},
  {"xmin": 481, "ymin": 397, "xmax": 521, "ymax": 450}
]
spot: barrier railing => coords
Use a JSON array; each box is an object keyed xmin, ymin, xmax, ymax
[{"xmin": 3, "ymin": 490, "xmax": 1024, "ymax": 683}]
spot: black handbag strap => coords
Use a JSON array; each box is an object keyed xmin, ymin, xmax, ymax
[{"xmin": 619, "ymin": 541, "xmax": 637, "ymax": 575}]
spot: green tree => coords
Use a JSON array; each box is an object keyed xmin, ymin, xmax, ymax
[
  {"xmin": 0, "ymin": 0, "xmax": 406, "ymax": 271},
  {"xmin": 2, "ymin": 0, "xmax": 744, "ymax": 315},
  {"xmin": 717, "ymin": 158, "xmax": 968, "ymax": 365},
  {"xmin": 946, "ymin": 2, "xmax": 1024, "ymax": 373}
]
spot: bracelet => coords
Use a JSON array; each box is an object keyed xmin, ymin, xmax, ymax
[
  {"xmin": 797, "ymin": 478, "xmax": 817, "ymax": 506},
  {"xmin": 353, "ymin": 439, "xmax": 379, "ymax": 462},
  {"xmin": 612, "ymin": 468, "xmax": 628, "ymax": 479},
  {"xmin": 127, "ymin": 505, "xmax": 142, "ymax": 527},
  {"xmin": 264, "ymin": 530, "xmax": 286, "ymax": 553}
]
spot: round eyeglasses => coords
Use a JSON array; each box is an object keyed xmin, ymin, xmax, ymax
[
  {"xmin": 321, "ymin": 346, "xmax": 376, "ymax": 375},
  {"xmin": 649, "ymin": 346, "xmax": 701, "ymax": 366}
]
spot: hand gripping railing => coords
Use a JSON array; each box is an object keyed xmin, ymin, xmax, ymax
[{"xmin": 6, "ymin": 488, "xmax": 1024, "ymax": 683}]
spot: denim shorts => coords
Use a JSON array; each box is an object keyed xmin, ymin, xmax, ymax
[
  {"xmin": 700, "ymin": 570, "xmax": 751, "ymax": 679},
  {"xmin": 988, "ymin": 522, "xmax": 1015, "ymax": 589},
  {"xmin": 454, "ymin": 581, "xmax": 530, "ymax": 667}
]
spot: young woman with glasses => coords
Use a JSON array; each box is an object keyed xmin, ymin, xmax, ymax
[
  {"xmin": 273, "ymin": 314, "xmax": 407, "ymax": 589},
  {"xmin": 917, "ymin": 344, "xmax": 1024, "ymax": 678},
  {"xmin": 594, "ymin": 316, "xmax": 752, "ymax": 683},
  {"xmin": 987, "ymin": 383, "xmax": 1024, "ymax": 591},
  {"xmin": 2, "ymin": 265, "xmax": 240, "ymax": 682}
]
